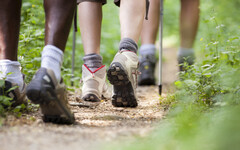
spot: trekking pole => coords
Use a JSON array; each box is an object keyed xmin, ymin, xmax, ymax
[
  {"xmin": 71, "ymin": 5, "xmax": 78, "ymax": 86},
  {"xmin": 71, "ymin": 26, "xmax": 76, "ymax": 86},
  {"xmin": 158, "ymin": 0, "xmax": 163, "ymax": 95}
]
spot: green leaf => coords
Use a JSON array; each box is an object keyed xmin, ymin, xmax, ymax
[
  {"xmin": 6, "ymin": 86, "xmax": 18, "ymax": 93},
  {"xmin": 203, "ymin": 73, "xmax": 212, "ymax": 78},
  {"xmin": 175, "ymin": 80, "xmax": 183, "ymax": 88},
  {"xmin": 0, "ymin": 80, "xmax": 5, "ymax": 87}
]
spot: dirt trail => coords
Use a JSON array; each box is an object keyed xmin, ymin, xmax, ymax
[{"xmin": 0, "ymin": 48, "xmax": 178, "ymax": 150}]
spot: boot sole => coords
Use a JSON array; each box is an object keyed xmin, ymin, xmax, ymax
[
  {"xmin": 27, "ymin": 81, "xmax": 75, "ymax": 124},
  {"xmin": 81, "ymin": 94, "xmax": 101, "ymax": 107},
  {"xmin": 82, "ymin": 94, "xmax": 100, "ymax": 102},
  {"xmin": 107, "ymin": 62, "xmax": 138, "ymax": 107}
]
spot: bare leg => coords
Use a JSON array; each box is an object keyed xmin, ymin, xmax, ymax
[
  {"xmin": 27, "ymin": 0, "xmax": 76, "ymax": 124},
  {"xmin": 178, "ymin": 0, "xmax": 200, "ymax": 71},
  {"xmin": 0, "ymin": 0, "xmax": 22, "ymax": 61},
  {"xmin": 141, "ymin": 0, "xmax": 160, "ymax": 45},
  {"xmin": 44, "ymin": 0, "xmax": 75, "ymax": 51},
  {"xmin": 140, "ymin": 0, "xmax": 200, "ymax": 48},
  {"xmin": 180, "ymin": 0, "xmax": 200, "ymax": 48},
  {"xmin": 120, "ymin": 0, "xmax": 146, "ymax": 42},
  {"xmin": 0, "ymin": 0, "xmax": 24, "ymax": 91},
  {"xmin": 138, "ymin": 0, "xmax": 159, "ymax": 85},
  {"xmin": 78, "ymin": 2, "xmax": 102, "ymax": 55},
  {"xmin": 78, "ymin": 2, "xmax": 104, "ymax": 103},
  {"xmin": 106, "ymin": 0, "xmax": 146, "ymax": 107}
]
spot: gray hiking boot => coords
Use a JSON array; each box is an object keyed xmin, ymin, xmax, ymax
[
  {"xmin": 26, "ymin": 68, "xmax": 75, "ymax": 124},
  {"xmin": 138, "ymin": 55, "xmax": 156, "ymax": 85},
  {"xmin": 107, "ymin": 51, "xmax": 139, "ymax": 107},
  {"xmin": 0, "ymin": 79, "xmax": 27, "ymax": 107},
  {"xmin": 81, "ymin": 64, "xmax": 107, "ymax": 103},
  {"xmin": 178, "ymin": 55, "xmax": 195, "ymax": 71}
]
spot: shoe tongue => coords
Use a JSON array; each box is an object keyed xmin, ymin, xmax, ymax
[
  {"xmin": 84, "ymin": 64, "xmax": 105, "ymax": 73},
  {"xmin": 89, "ymin": 67, "xmax": 99, "ymax": 72},
  {"xmin": 119, "ymin": 49, "xmax": 137, "ymax": 54}
]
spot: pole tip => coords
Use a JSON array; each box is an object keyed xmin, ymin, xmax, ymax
[{"xmin": 159, "ymin": 84, "xmax": 162, "ymax": 95}]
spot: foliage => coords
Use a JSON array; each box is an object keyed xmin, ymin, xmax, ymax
[
  {"xmin": 159, "ymin": 94, "xmax": 176, "ymax": 109},
  {"xmin": 0, "ymin": 78, "xmax": 38, "ymax": 119},
  {"xmin": 19, "ymin": 1, "xmax": 45, "ymax": 83},
  {"xmin": 0, "ymin": 77, "xmax": 22, "ymax": 116}
]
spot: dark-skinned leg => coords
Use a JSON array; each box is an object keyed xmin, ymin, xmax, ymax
[
  {"xmin": 40, "ymin": 0, "xmax": 75, "ymax": 82},
  {"xmin": 0, "ymin": 0, "xmax": 25, "ymax": 98},
  {"xmin": 44, "ymin": 0, "xmax": 75, "ymax": 51},
  {"xmin": 0, "ymin": 0, "xmax": 21, "ymax": 60},
  {"xmin": 26, "ymin": 0, "xmax": 76, "ymax": 124}
]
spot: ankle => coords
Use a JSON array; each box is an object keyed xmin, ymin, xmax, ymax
[
  {"xmin": 41, "ymin": 45, "xmax": 63, "ymax": 82},
  {"xmin": 0, "ymin": 59, "xmax": 24, "ymax": 89},
  {"xmin": 83, "ymin": 53, "xmax": 103, "ymax": 72},
  {"xmin": 139, "ymin": 44, "xmax": 156, "ymax": 57},
  {"xmin": 178, "ymin": 47, "xmax": 194, "ymax": 57}
]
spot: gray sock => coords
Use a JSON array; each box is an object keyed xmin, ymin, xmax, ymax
[
  {"xmin": 139, "ymin": 44, "xmax": 156, "ymax": 56},
  {"xmin": 119, "ymin": 38, "xmax": 138, "ymax": 53},
  {"xmin": 83, "ymin": 53, "xmax": 103, "ymax": 72}
]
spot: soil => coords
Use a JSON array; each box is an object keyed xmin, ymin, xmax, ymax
[{"xmin": 0, "ymin": 48, "xmax": 178, "ymax": 150}]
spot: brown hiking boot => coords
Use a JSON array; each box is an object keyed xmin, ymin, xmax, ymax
[
  {"xmin": 0, "ymin": 80, "xmax": 27, "ymax": 107},
  {"xmin": 26, "ymin": 68, "xmax": 75, "ymax": 124}
]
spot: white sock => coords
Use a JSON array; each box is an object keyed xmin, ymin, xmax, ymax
[
  {"xmin": 0, "ymin": 59, "xmax": 24, "ymax": 90},
  {"xmin": 41, "ymin": 45, "xmax": 63, "ymax": 82},
  {"xmin": 139, "ymin": 44, "xmax": 156, "ymax": 56}
]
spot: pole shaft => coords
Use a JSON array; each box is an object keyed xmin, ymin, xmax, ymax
[
  {"xmin": 71, "ymin": 26, "xmax": 76, "ymax": 86},
  {"xmin": 71, "ymin": 5, "xmax": 77, "ymax": 86},
  {"xmin": 158, "ymin": 0, "xmax": 163, "ymax": 95}
]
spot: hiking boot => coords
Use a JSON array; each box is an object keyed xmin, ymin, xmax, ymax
[
  {"xmin": 178, "ymin": 55, "xmax": 195, "ymax": 71},
  {"xmin": 81, "ymin": 64, "xmax": 107, "ymax": 103},
  {"xmin": 0, "ymin": 79, "xmax": 27, "ymax": 107},
  {"xmin": 107, "ymin": 50, "xmax": 139, "ymax": 107},
  {"xmin": 138, "ymin": 55, "xmax": 156, "ymax": 85},
  {"xmin": 26, "ymin": 68, "xmax": 75, "ymax": 124}
]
